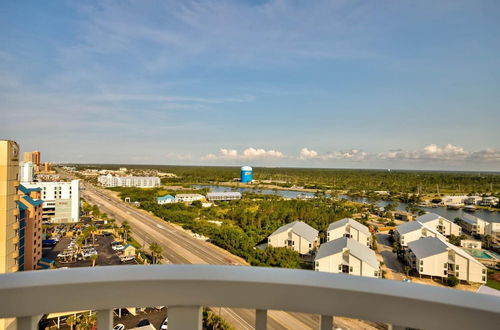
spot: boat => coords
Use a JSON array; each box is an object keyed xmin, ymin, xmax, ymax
[
  {"xmin": 446, "ymin": 203, "xmax": 462, "ymax": 210},
  {"xmin": 463, "ymin": 205, "xmax": 476, "ymax": 212}
]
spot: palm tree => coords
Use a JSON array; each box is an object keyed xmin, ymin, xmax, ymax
[
  {"xmin": 65, "ymin": 315, "xmax": 77, "ymax": 330},
  {"xmin": 80, "ymin": 312, "xmax": 96, "ymax": 330},
  {"xmin": 87, "ymin": 224, "xmax": 97, "ymax": 245},
  {"xmin": 89, "ymin": 254, "xmax": 98, "ymax": 267},
  {"xmin": 149, "ymin": 242, "xmax": 164, "ymax": 264},
  {"xmin": 122, "ymin": 221, "xmax": 131, "ymax": 242}
]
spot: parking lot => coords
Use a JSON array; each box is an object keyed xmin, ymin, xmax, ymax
[{"xmin": 43, "ymin": 235, "xmax": 135, "ymax": 268}]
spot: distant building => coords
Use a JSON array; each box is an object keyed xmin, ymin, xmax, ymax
[
  {"xmin": 392, "ymin": 210, "xmax": 415, "ymax": 222},
  {"xmin": 406, "ymin": 237, "xmax": 486, "ymax": 284},
  {"xmin": 267, "ymin": 221, "xmax": 319, "ymax": 255},
  {"xmin": 24, "ymin": 180, "xmax": 80, "ymax": 223},
  {"xmin": 175, "ymin": 194, "xmax": 204, "ymax": 203},
  {"xmin": 480, "ymin": 196, "xmax": 499, "ymax": 206},
  {"xmin": 98, "ymin": 174, "xmax": 160, "ymax": 188},
  {"xmin": 18, "ymin": 185, "xmax": 43, "ymax": 271},
  {"xmin": 458, "ymin": 214, "xmax": 494, "ymax": 236},
  {"xmin": 157, "ymin": 194, "xmax": 175, "ymax": 205},
  {"xmin": 315, "ymin": 237, "xmax": 380, "ymax": 278},
  {"xmin": 240, "ymin": 166, "xmax": 253, "ymax": 183},
  {"xmin": 442, "ymin": 195, "xmax": 468, "ymax": 206},
  {"xmin": 326, "ymin": 218, "xmax": 371, "ymax": 247},
  {"xmin": 416, "ymin": 213, "xmax": 461, "ymax": 237},
  {"xmin": 464, "ymin": 196, "xmax": 482, "ymax": 205},
  {"xmin": 19, "ymin": 161, "xmax": 34, "ymax": 183},
  {"xmin": 206, "ymin": 192, "xmax": 242, "ymax": 202}
]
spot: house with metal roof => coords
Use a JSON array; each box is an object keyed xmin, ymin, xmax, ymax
[
  {"xmin": 326, "ymin": 218, "xmax": 371, "ymax": 247},
  {"xmin": 415, "ymin": 213, "xmax": 461, "ymax": 237},
  {"xmin": 267, "ymin": 221, "xmax": 319, "ymax": 255},
  {"xmin": 315, "ymin": 237, "xmax": 380, "ymax": 278},
  {"xmin": 157, "ymin": 194, "xmax": 175, "ymax": 205},
  {"xmin": 393, "ymin": 220, "xmax": 446, "ymax": 248},
  {"xmin": 457, "ymin": 213, "xmax": 498, "ymax": 237},
  {"xmin": 406, "ymin": 237, "xmax": 486, "ymax": 284},
  {"xmin": 175, "ymin": 194, "xmax": 204, "ymax": 203}
]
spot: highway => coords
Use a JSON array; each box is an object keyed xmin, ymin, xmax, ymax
[{"xmin": 80, "ymin": 181, "xmax": 381, "ymax": 330}]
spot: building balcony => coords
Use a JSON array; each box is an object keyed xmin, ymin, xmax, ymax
[
  {"xmin": 13, "ymin": 180, "xmax": 20, "ymax": 187},
  {"xmin": 0, "ymin": 265, "xmax": 499, "ymax": 330},
  {"xmin": 11, "ymin": 250, "xmax": 19, "ymax": 258},
  {"xmin": 13, "ymin": 208, "xmax": 19, "ymax": 216},
  {"xmin": 13, "ymin": 194, "xmax": 20, "ymax": 201},
  {"xmin": 12, "ymin": 222, "xmax": 19, "ymax": 230}
]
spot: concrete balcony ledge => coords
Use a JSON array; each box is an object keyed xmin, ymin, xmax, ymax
[{"xmin": 0, "ymin": 265, "xmax": 499, "ymax": 330}]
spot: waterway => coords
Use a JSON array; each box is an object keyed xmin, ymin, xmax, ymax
[{"xmin": 192, "ymin": 184, "xmax": 500, "ymax": 223}]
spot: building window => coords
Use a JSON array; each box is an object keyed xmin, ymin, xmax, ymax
[
  {"xmin": 349, "ymin": 266, "xmax": 353, "ymax": 273},
  {"xmin": 456, "ymin": 272, "xmax": 459, "ymax": 277},
  {"xmin": 315, "ymin": 262, "xmax": 319, "ymax": 267},
  {"xmin": 420, "ymin": 267, "xmax": 423, "ymax": 272},
  {"xmin": 482, "ymin": 269, "xmax": 486, "ymax": 274},
  {"xmin": 309, "ymin": 243, "xmax": 312, "ymax": 248},
  {"xmin": 455, "ymin": 265, "xmax": 459, "ymax": 270},
  {"xmin": 444, "ymin": 263, "xmax": 447, "ymax": 268},
  {"xmin": 482, "ymin": 276, "xmax": 486, "ymax": 282},
  {"xmin": 420, "ymin": 260, "xmax": 423, "ymax": 266},
  {"xmin": 338, "ymin": 265, "xmax": 342, "ymax": 271},
  {"xmin": 374, "ymin": 271, "xmax": 378, "ymax": 277}
]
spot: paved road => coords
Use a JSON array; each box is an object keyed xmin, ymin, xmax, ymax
[
  {"xmin": 80, "ymin": 181, "xmax": 382, "ymax": 330},
  {"xmin": 376, "ymin": 234, "xmax": 404, "ymax": 281}
]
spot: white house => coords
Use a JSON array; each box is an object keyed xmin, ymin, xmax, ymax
[
  {"xmin": 393, "ymin": 221, "xmax": 444, "ymax": 248},
  {"xmin": 267, "ymin": 221, "xmax": 319, "ymax": 255},
  {"xmin": 416, "ymin": 213, "xmax": 461, "ymax": 237},
  {"xmin": 175, "ymin": 194, "xmax": 204, "ymax": 203},
  {"xmin": 24, "ymin": 180, "xmax": 80, "ymax": 223},
  {"xmin": 315, "ymin": 237, "xmax": 380, "ymax": 278},
  {"xmin": 406, "ymin": 237, "xmax": 486, "ymax": 284},
  {"xmin": 157, "ymin": 194, "xmax": 175, "ymax": 205},
  {"xmin": 326, "ymin": 218, "xmax": 371, "ymax": 247}
]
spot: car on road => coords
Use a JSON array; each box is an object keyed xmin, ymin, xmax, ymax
[
  {"xmin": 160, "ymin": 317, "xmax": 168, "ymax": 330},
  {"xmin": 113, "ymin": 324, "xmax": 125, "ymax": 330}
]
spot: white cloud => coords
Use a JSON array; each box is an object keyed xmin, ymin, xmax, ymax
[
  {"xmin": 378, "ymin": 144, "xmax": 469, "ymax": 160},
  {"xmin": 299, "ymin": 148, "xmax": 369, "ymax": 161},
  {"xmin": 299, "ymin": 148, "xmax": 319, "ymax": 160},
  {"xmin": 202, "ymin": 147, "xmax": 285, "ymax": 161}
]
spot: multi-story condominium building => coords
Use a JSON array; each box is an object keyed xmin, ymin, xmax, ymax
[
  {"xmin": 23, "ymin": 180, "xmax": 80, "ymax": 223},
  {"xmin": 23, "ymin": 151, "xmax": 41, "ymax": 172},
  {"xmin": 98, "ymin": 174, "xmax": 160, "ymax": 188},
  {"xmin": 416, "ymin": 213, "xmax": 461, "ymax": 237},
  {"xmin": 458, "ymin": 213, "xmax": 496, "ymax": 237},
  {"xmin": 442, "ymin": 195, "xmax": 468, "ymax": 206},
  {"xmin": 315, "ymin": 237, "xmax": 380, "ymax": 278},
  {"xmin": 0, "ymin": 140, "xmax": 20, "ymax": 330},
  {"xmin": 326, "ymin": 218, "xmax": 371, "ymax": 247},
  {"xmin": 267, "ymin": 221, "xmax": 319, "ymax": 255},
  {"xmin": 406, "ymin": 237, "xmax": 486, "ymax": 284},
  {"xmin": 17, "ymin": 185, "xmax": 43, "ymax": 271},
  {"xmin": 206, "ymin": 192, "xmax": 242, "ymax": 202},
  {"xmin": 175, "ymin": 194, "xmax": 204, "ymax": 203},
  {"xmin": 157, "ymin": 194, "xmax": 176, "ymax": 204},
  {"xmin": 393, "ymin": 221, "xmax": 444, "ymax": 248}
]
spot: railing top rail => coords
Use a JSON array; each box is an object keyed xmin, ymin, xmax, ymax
[{"xmin": 1, "ymin": 265, "xmax": 499, "ymax": 330}]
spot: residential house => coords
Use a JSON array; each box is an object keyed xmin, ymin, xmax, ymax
[
  {"xmin": 175, "ymin": 194, "xmax": 204, "ymax": 203},
  {"xmin": 267, "ymin": 221, "xmax": 319, "ymax": 255},
  {"xmin": 326, "ymin": 218, "xmax": 371, "ymax": 247},
  {"xmin": 315, "ymin": 237, "xmax": 380, "ymax": 278},
  {"xmin": 157, "ymin": 194, "xmax": 175, "ymax": 205}
]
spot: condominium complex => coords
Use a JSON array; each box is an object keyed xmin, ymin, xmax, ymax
[
  {"xmin": 458, "ymin": 213, "xmax": 500, "ymax": 238},
  {"xmin": 98, "ymin": 174, "xmax": 160, "ymax": 188},
  {"xmin": 0, "ymin": 140, "xmax": 20, "ymax": 330},
  {"xmin": 393, "ymin": 220, "xmax": 444, "ymax": 248},
  {"xmin": 315, "ymin": 237, "xmax": 380, "ymax": 278},
  {"xmin": 23, "ymin": 180, "xmax": 80, "ymax": 223},
  {"xmin": 415, "ymin": 213, "xmax": 461, "ymax": 237},
  {"xmin": 268, "ymin": 221, "xmax": 319, "ymax": 255},
  {"xmin": 206, "ymin": 192, "xmax": 242, "ymax": 202},
  {"xmin": 406, "ymin": 237, "xmax": 487, "ymax": 284},
  {"xmin": 326, "ymin": 218, "xmax": 371, "ymax": 247}
]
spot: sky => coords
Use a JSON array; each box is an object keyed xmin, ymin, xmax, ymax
[{"xmin": 1, "ymin": 0, "xmax": 499, "ymax": 171}]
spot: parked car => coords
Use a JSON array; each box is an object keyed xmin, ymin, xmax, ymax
[
  {"xmin": 113, "ymin": 324, "xmax": 125, "ymax": 330},
  {"xmin": 112, "ymin": 244, "xmax": 124, "ymax": 251},
  {"xmin": 160, "ymin": 317, "xmax": 168, "ymax": 330},
  {"xmin": 136, "ymin": 319, "xmax": 151, "ymax": 327},
  {"xmin": 120, "ymin": 255, "xmax": 135, "ymax": 263}
]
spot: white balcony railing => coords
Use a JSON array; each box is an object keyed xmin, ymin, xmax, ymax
[{"xmin": 1, "ymin": 265, "xmax": 499, "ymax": 330}]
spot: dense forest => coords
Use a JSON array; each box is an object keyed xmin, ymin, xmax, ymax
[
  {"xmin": 73, "ymin": 164, "xmax": 500, "ymax": 195},
  {"xmin": 109, "ymin": 187, "xmax": 365, "ymax": 268}
]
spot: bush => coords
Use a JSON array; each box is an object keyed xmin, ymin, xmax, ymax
[{"xmin": 446, "ymin": 276, "xmax": 459, "ymax": 287}]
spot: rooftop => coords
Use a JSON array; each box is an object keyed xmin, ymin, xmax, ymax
[
  {"xmin": 407, "ymin": 237, "xmax": 449, "ymax": 259},
  {"xmin": 327, "ymin": 218, "xmax": 370, "ymax": 235},
  {"xmin": 316, "ymin": 237, "xmax": 379, "ymax": 269},
  {"xmin": 416, "ymin": 213, "xmax": 444, "ymax": 224},
  {"xmin": 270, "ymin": 220, "xmax": 318, "ymax": 242},
  {"xmin": 395, "ymin": 221, "xmax": 424, "ymax": 235}
]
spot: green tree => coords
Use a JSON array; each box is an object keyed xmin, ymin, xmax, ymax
[
  {"xmin": 122, "ymin": 221, "xmax": 132, "ymax": 242},
  {"xmin": 446, "ymin": 276, "xmax": 459, "ymax": 287},
  {"xmin": 483, "ymin": 235, "xmax": 493, "ymax": 249},
  {"xmin": 65, "ymin": 315, "xmax": 77, "ymax": 330},
  {"xmin": 403, "ymin": 266, "xmax": 411, "ymax": 276},
  {"xmin": 149, "ymin": 242, "xmax": 164, "ymax": 264},
  {"xmin": 89, "ymin": 254, "xmax": 98, "ymax": 267}
]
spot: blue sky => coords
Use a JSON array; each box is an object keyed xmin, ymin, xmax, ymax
[{"xmin": 1, "ymin": 0, "xmax": 499, "ymax": 170}]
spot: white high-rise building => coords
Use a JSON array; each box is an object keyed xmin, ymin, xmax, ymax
[
  {"xmin": 19, "ymin": 161, "xmax": 34, "ymax": 183},
  {"xmin": 24, "ymin": 180, "xmax": 80, "ymax": 223},
  {"xmin": 98, "ymin": 174, "xmax": 160, "ymax": 187}
]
